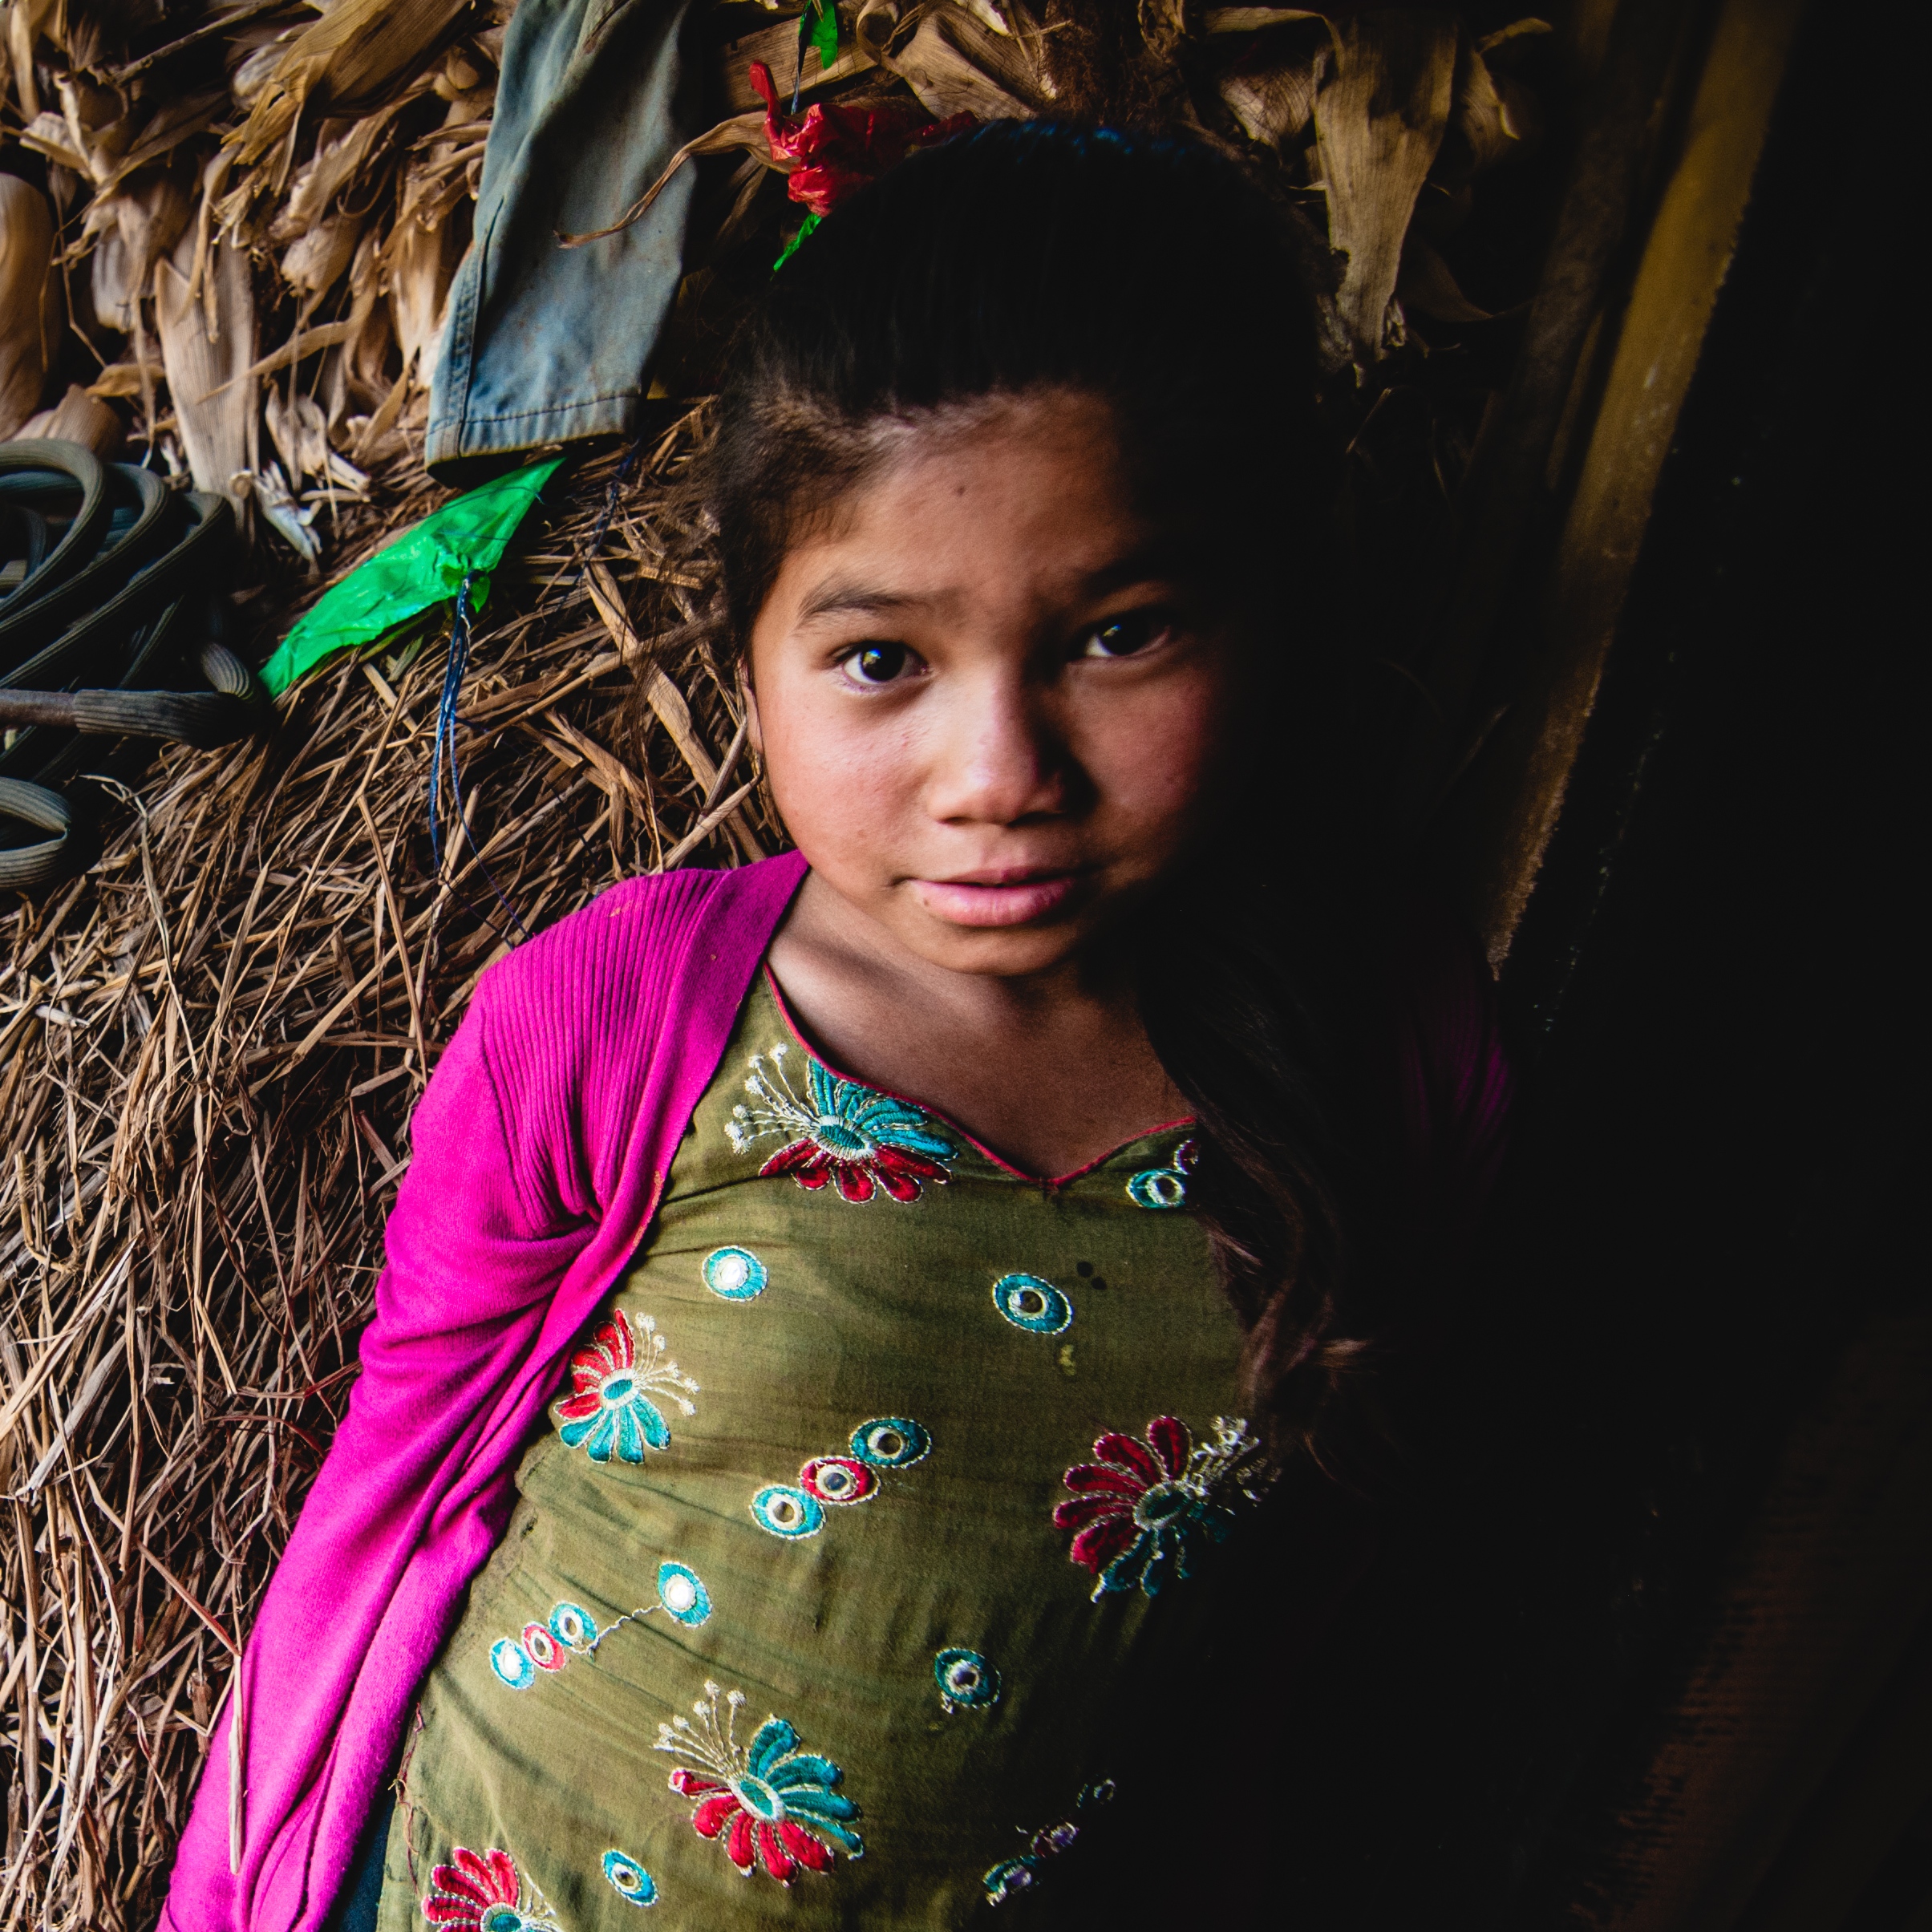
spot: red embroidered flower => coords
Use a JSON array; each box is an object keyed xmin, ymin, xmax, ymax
[
  {"xmin": 422, "ymin": 1846, "xmax": 557, "ymax": 1931},
  {"xmin": 658, "ymin": 1681, "xmax": 864, "ymax": 1885},
  {"xmin": 1053, "ymin": 1416, "xmax": 1267, "ymax": 1600},
  {"xmin": 728, "ymin": 1044, "xmax": 956, "ymax": 1205},
  {"xmin": 553, "ymin": 1309, "xmax": 696, "ymax": 1462},
  {"xmin": 750, "ymin": 60, "xmax": 974, "ymax": 217},
  {"xmin": 800, "ymin": 1453, "xmax": 877, "ymax": 1505}
]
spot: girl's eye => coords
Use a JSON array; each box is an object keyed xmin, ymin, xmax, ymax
[
  {"xmin": 843, "ymin": 641, "xmax": 915, "ymax": 684},
  {"xmin": 1078, "ymin": 611, "xmax": 1173, "ymax": 660}
]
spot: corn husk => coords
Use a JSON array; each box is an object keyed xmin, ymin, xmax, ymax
[
  {"xmin": 153, "ymin": 218, "xmax": 257, "ymax": 504},
  {"xmin": 0, "ymin": 174, "xmax": 55, "ymax": 439},
  {"xmin": 882, "ymin": 5, "xmax": 1053, "ymax": 119},
  {"xmin": 222, "ymin": 0, "xmax": 474, "ymax": 200},
  {"xmin": 1311, "ymin": 13, "xmax": 1458, "ymax": 367},
  {"xmin": 81, "ymin": 172, "xmax": 193, "ymax": 334},
  {"xmin": 14, "ymin": 381, "xmax": 124, "ymax": 456},
  {"xmin": 0, "ymin": 0, "xmax": 1542, "ymax": 577},
  {"xmin": 1221, "ymin": 54, "xmax": 1320, "ymax": 147}
]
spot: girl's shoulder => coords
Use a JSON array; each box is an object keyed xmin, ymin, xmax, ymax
[
  {"xmin": 476, "ymin": 853, "xmax": 804, "ymax": 1007},
  {"xmin": 408, "ymin": 853, "xmax": 806, "ymax": 1219},
  {"xmin": 460, "ymin": 849, "xmax": 808, "ymax": 1075}
]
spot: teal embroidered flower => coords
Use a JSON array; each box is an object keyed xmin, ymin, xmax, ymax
[
  {"xmin": 658, "ymin": 1680, "xmax": 864, "ymax": 1885},
  {"xmin": 1127, "ymin": 1136, "xmax": 1197, "ymax": 1209},
  {"xmin": 727, "ymin": 1043, "xmax": 955, "ymax": 1203},
  {"xmin": 601, "ymin": 1849, "xmax": 657, "ymax": 1906},
  {"xmin": 751, "ymin": 1484, "xmax": 824, "ymax": 1539},
  {"xmin": 984, "ymin": 1781, "xmax": 1117, "ymax": 1907},
  {"xmin": 657, "ymin": 1561, "xmax": 711, "ymax": 1626},
  {"xmin": 702, "ymin": 1245, "xmax": 768, "ymax": 1301},
  {"xmin": 489, "ymin": 1638, "xmax": 536, "ymax": 1691},
  {"xmin": 934, "ymin": 1647, "xmax": 1000, "ymax": 1713},
  {"xmin": 1053, "ymin": 1416, "xmax": 1268, "ymax": 1599},
  {"xmin": 985, "ymin": 1856, "xmax": 1039, "ymax": 1905},
  {"xmin": 553, "ymin": 1310, "xmax": 697, "ymax": 1463},
  {"xmin": 549, "ymin": 1602, "xmax": 597, "ymax": 1652},
  {"xmin": 992, "ymin": 1272, "xmax": 1071, "ymax": 1335},
  {"xmin": 849, "ymin": 1416, "xmax": 930, "ymax": 1467}
]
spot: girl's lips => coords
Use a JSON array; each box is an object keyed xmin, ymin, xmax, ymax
[{"xmin": 909, "ymin": 871, "xmax": 1083, "ymax": 927}]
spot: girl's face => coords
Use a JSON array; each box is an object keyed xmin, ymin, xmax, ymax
[{"xmin": 747, "ymin": 388, "xmax": 1254, "ymax": 981}]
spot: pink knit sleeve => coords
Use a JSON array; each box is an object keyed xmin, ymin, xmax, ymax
[
  {"xmin": 161, "ymin": 984, "xmax": 594, "ymax": 1931},
  {"xmin": 160, "ymin": 854, "xmax": 808, "ymax": 1932}
]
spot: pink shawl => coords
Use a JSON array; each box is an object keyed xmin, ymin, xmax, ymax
[{"xmin": 162, "ymin": 852, "xmax": 809, "ymax": 1932}]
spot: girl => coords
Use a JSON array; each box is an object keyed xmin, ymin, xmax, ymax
[{"xmin": 163, "ymin": 123, "xmax": 1507, "ymax": 1932}]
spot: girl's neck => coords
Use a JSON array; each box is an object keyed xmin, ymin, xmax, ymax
[{"xmin": 766, "ymin": 869, "xmax": 1188, "ymax": 1180}]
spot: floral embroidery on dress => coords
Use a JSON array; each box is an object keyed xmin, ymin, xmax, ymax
[
  {"xmin": 983, "ymin": 1780, "xmax": 1116, "ymax": 1906},
  {"xmin": 1126, "ymin": 1136, "xmax": 1197, "ymax": 1210},
  {"xmin": 488, "ymin": 1602, "xmax": 601, "ymax": 1689},
  {"xmin": 553, "ymin": 1311, "xmax": 698, "ymax": 1464},
  {"xmin": 800, "ymin": 1454, "xmax": 875, "ymax": 1505},
  {"xmin": 991, "ymin": 1272, "xmax": 1072, "ymax": 1335},
  {"xmin": 548, "ymin": 1602, "xmax": 597, "ymax": 1651},
  {"xmin": 601, "ymin": 1850, "xmax": 658, "ymax": 1907},
  {"xmin": 492, "ymin": 1566, "xmax": 714, "ymax": 1683},
  {"xmin": 422, "ymin": 1846, "xmax": 561, "ymax": 1931},
  {"xmin": 520, "ymin": 1620, "xmax": 565, "ymax": 1673},
  {"xmin": 754, "ymin": 1416, "xmax": 933, "ymax": 1537},
  {"xmin": 934, "ymin": 1646, "xmax": 1000, "ymax": 1713},
  {"xmin": 490, "ymin": 1638, "xmax": 537, "ymax": 1691},
  {"xmin": 702, "ymin": 1245, "xmax": 768, "ymax": 1301},
  {"xmin": 849, "ymin": 1416, "xmax": 930, "ymax": 1467},
  {"xmin": 751, "ymin": 1484, "xmax": 824, "ymax": 1539},
  {"xmin": 727, "ymin": 1043, "xmax": 955, "ymax": 1204},
  {"xmin": 657, "ymin": 1680, "xmax": 865, "ymax": 1885},
  {"xmin": 657, "ymin": 1560, "xmax": 711, "ymax": 1626},
  {"xmin": 1053, "ymin": 1416, "xmax": 1269, "ymax": 1600}
]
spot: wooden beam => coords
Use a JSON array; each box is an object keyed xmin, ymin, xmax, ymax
[{"xmin": 1431, "ymin": 0, "xmax": 1805, "ymax": 966}]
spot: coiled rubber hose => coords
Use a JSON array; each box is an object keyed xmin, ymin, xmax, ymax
[{"xmin": 1, "ymin": 440, "xmax": 269, "ymax": 889}]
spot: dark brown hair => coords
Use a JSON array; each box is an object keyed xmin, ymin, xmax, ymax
[{"xmin": 662, "ymin": 120, "xmax": 1379, "ymax": 1469}]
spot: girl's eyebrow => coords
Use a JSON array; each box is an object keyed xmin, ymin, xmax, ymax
[
  {"xmin": 796, "ymin": 581, "xmax": 931, "ymax": 623},
  {"xmin": 1079, "ymin": 542, "xmax": 1189, "ymax": 597},
  {"xmin": 796, "ymin": 545, "xmax": 1189, "ymax": 627}
]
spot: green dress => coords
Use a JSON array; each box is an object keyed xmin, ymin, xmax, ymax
[{"xmin": 378, "ymin": 970, "xmax": 1263, "ymax": 1931}]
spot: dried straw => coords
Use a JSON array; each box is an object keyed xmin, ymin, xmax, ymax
[{"xmin": 0, "ymin": 420, "xmax": 779, "ymax": 1930}]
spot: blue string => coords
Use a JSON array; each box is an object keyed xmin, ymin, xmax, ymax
[
  {"xmin": 577, "ymin": 430, "xmax": 650, "ymax": 589},
  {"xmin": 429, "ymin": 573, "xmax": 529, "ymax": 938},
  {"xmin": 427, "ymin": 573, "xmax": 472, "ymax": 873}
]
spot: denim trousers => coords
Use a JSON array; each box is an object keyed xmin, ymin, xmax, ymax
[{"xmin": 427, "ymin": 0, "xmax": 701, "ymax": 472}]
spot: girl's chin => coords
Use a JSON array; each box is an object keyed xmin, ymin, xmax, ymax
[{"xmin": 909, "ymin": 873, "xmax": 1083, "ymax": 928}]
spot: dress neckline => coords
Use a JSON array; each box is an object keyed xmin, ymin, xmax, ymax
[{"xmin": 758, "ymin": 963, "xmax": 1196, "ymax": 1190}]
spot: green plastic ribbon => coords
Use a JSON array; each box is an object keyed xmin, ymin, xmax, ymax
[
  {"xmin": 260, "ymin": 458, "xmax": 563, "ymax": 696},
  {"xmin": 774, "ymin": 210, "xmax": 821, "ymax": 271},
  {"xmin": 800, "ymin": 0, "xmax": 838, "ymax": 75}
]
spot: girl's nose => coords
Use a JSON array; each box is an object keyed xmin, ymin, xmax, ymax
[{"xmin": 925, "ymin": 670, "xmax": 1071, "ymax": 828}]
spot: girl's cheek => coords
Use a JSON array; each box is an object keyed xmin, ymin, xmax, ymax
[
  {"xmin": 1091, "ymin": 674, "xmax": 1230, "ymax": 825},
  {"xmin": 763, "ymin": 691, "xmax": 925, "ymax": 863}
]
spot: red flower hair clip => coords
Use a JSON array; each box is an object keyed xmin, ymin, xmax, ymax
[{"xmin": 750, "ymin": 59, "xmax": 974, "ymax": 222}]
